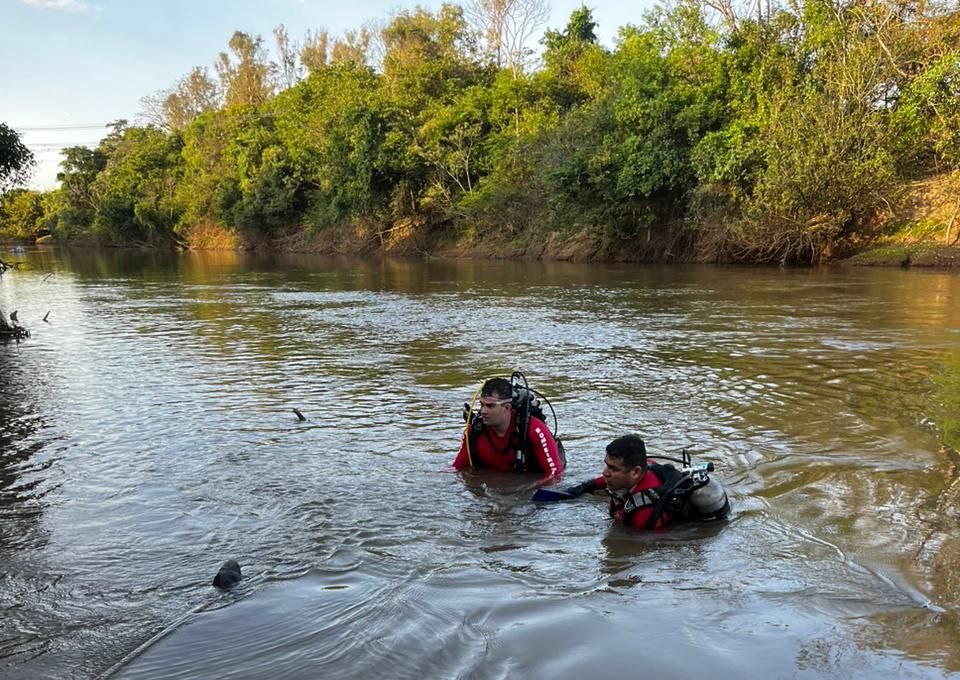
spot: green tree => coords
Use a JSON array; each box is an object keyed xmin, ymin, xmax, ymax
[
  {"xmin": 533, "ymin": 2, "xmax": 728, "ymax": 245},
  {"xmin": 381, "ymin": 4, "xmax": 481, "ymax": 108},
  {"xmin": 178, "ymin": 108, "xmax": 251, "ymax": 229},
  {"xmin": 416, "ymin": 85, "xmax": 494, "ymax": 213},
  {"xmin": 0, "ymin": 189, "xmax": 44, "ymax": 238},
  {"xmin": 0, "ymin": 123, "xmax": 34, "ymax": 192},
  {"xmin": 728, "ymin": 0, "xmax": 923, "ymax": 262},
  {"xmin": 538, "ymin": 5, "xmax": 605, "ymax": 110},
  {"xmin": 273, "ymin": 62, "xmax": 394, "ymax": 229},
  {"xmin": 56, "ymin": 145, "xmax": 107, "ymax": 238},
  {"xmin": 380, "ymin": 4, "xmax": 490, "ymax": 221},
  {"xmin": 89, "ymin": 126, "xmax": 185, "ymax": 243},
  {"xmin": 0, "ymin": 124, "xmax": 37, "ymax": 337},
  {"xmin": 542, "ymin": 4, "xmax": 597, "ymax": 53},
  {"xmin": 212, "ymin": 118, "xmax": 305, "ymax": 231}
]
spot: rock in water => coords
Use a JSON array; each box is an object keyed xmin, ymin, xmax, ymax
[{"xmin": 212, "ymin": 560, "xmax": 242, "ymax": 588}]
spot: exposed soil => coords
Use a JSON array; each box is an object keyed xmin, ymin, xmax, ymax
[
  {"xmin": 16, "ymin": 174, "xmax": 960, "ymax": 268},
  {"xmin": 845, "ymin": 174, "xmax": 960, "ymax": 268}
]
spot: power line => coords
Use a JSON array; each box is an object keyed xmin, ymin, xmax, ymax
[
  {"xmin": 26, "ymin": 143, "xmax": 102, "ymax": 150},
  {"xmin": 15, "ymin": 124, "xmax": 111, "ymax": 132}
]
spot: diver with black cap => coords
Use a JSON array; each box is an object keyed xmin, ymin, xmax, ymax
[{"xmin": 561, "ymin": 434, "xmax": 730, "ymax": 530}]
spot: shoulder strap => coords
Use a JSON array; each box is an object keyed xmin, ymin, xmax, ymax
[
  {"xmin": 643, "ymin": 463, "xmax": 697, "ymax": 529},
  {"xmin": 616, "ymin": 464, "xmax": 692, "ymax": 529},
  {"xmin": 466, "ymin": 418, "xmax": 485, "ymax": 468}
]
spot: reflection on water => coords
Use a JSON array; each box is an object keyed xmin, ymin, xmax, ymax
[
  {"xmin": 1, "ymin": 247, "xmax": 959, "ymax": 679},
  {"xmin": 934, "ymin": 349, "xmax": 960, "ymax": 451}
]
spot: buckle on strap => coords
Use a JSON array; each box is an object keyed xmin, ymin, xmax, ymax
[{"xmin": 623, "ymin": 489, "xmax": 657, "ymax": 513}]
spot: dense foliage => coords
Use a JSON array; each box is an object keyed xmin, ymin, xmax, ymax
[
  {"xmin": 3, "ymin": 0, "xmax": 959, "ymax": 263},
  {"xmin": 0, "ymin": 123, "xmax": 34, "ymax": 193}
]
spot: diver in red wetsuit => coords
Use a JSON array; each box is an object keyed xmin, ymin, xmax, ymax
[
  {"xmin": 565, "ymin": 434, "xmax": 674, "ymax": 530},
  {"xmin": 452, "ymin": 377, "xmax": 564, "ymax": 477}
]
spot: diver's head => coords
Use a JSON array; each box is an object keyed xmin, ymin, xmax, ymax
[
  {"xmin": 603, "ymin": 434, "xmax": 648, "ymax": 490},
  {"xmin": 478, "ymin": 378, "xmax": 514, "ymax": 433},
  {"xmin": 480, "ymin": 378, "xmax": 512, "ymax": 402}
]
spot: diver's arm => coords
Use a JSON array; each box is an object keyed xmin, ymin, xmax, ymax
[
  {"xmin": 528, "ymin": 417, "xmax": 564, "ymax": 477},
  {"xmin": 452, "ymin": 433, "xmax": 470, "ymax": 470},
  {"xmin": 565, "ymin": 476, "xmax": 606, "ymax": 496}
]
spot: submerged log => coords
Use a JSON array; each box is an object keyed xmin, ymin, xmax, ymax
[
  {"xmin": 0, "ymin": 327, "xmax": 30, "ymax": 341},
  {"xmin": 0, "ymin": 309, "xmax": 29, "ymax": 341},
  {"xmin": 1, "ymin": 258, "xmax": 30, "ymax": 340}
]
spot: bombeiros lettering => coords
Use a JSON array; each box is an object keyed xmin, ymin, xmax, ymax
[{"xmin": 534, "ymin": 426, "xmax": 556, "ymax": 473}]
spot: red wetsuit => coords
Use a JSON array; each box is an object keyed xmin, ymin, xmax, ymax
[
  {"xmin": 589, "ymin": 464, "xmax": 672, "ymax": 530},
  {"xmin": 452, "ymin": 414, "xmax": 564, "ymax": 477}
]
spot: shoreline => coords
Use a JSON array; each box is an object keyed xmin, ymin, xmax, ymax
[{"xmin": 4, "ymin": 233, "xmax": 959, "ymax": 270}]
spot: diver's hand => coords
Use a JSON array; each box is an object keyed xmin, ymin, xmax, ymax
[{"xmin": 564, "ymin": 480, "xmax": 598, "ymax": 497}]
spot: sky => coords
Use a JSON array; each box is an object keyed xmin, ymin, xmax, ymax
[{"xmin": 2, "ymin": 0, "xmax": 654, "ymax": 190}]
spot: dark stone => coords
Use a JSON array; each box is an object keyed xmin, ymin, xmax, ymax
[{"xmin": 212, "ymin": 560, "xmax": 242, "ymax": 589}]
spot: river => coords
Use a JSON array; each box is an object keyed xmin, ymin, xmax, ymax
[{"xmin": 1, "ymin": 247, "xmax": 959, "ymax": 679}]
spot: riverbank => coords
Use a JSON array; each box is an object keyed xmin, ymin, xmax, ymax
[
  {"xmin": 844, "ymin": 244, "xmax": 960, "ymax": 267},
  {"xmin": 7, "ymin": 174, "xmax": 958, "ymax": 268},
  {"xmin": 174, "ymin": 218, "xmax": 960, "ymax": 268},
  {"xmin": 9, "ymin": 222, "xmax": 960, "ymax": 269}
]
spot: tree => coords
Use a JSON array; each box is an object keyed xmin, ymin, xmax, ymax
[
  {"xmin": 211, "ymin": 121, "xmax": 305, "ymax": 232},
  {"xmin": 466, "ymin": 0, "xmax": 549, "ymax": 75},
  {"xmin": 416, "ymin": 84, "xmax": 494, "ymax": 211},
  {"xmin": 0, "ymin": 123, "xmax": 34, "ymax": 192},
  {"xmin": 378, "ymin": 4, "xmax": 490, "ymax": 221},
  {"xmin": 89, "ymin": 126, "xmax": 185, "ymax": 244},
  {"xmin": 526, "ymin": 2, "xmax": 731, "ymax": 248},
  {"xmin": 56, "ymin": 145, "xmax": 107, "ymax": 238},
  {"xmin": 301, "ymin": 29, "xmax": 330, "ymax": 73},
  {"xmin": 381, "ymin": 4, "xmax": 480, "ymax": 105},
  {"xmin": 895, "ymin": 50, "xmax": 960, "ymax": 244},
  {"xmin": 272, "ymin": 62, "xmax": 394, "ymax": 229},
  {"xmin": 0, "ymin": 124, "xmax": 36, "ymax": 339},
  {"xmin": 538, "ymin": 6, "xmax": 607, "ymax": 111},
  {"xmin": 542, "ymin": 4, "xmax": 598, "ymax": 55},
  {"xmin": 177, "ymin": 109, "xmax": 248, "ymax": 227},
  {"xmin": 141, "ymin": 67, "xmax": 222, "ymax": 132},
  {"xmin": 0, "ymin": 189, "xmax": 45, "ymax": 238},
  {"xmin": 216, "ymin": 31, "xmax": 276, "ymax": 108},
  {"xmin": 273, "ymin": 24, "xmax": 304, "ymax": 91}
]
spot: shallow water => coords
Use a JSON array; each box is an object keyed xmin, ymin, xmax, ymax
[{"xmin": 1, "ymin": 248, "xmax": 959, "ymax": 679}]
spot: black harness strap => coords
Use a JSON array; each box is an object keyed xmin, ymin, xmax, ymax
[{"xmin": 614, "ymin": 463, "xmax": 696, "ymax": 530}]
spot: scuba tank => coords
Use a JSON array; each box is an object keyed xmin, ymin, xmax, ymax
[
  {"xmin": 510, "ymin": 372, "xmax": 566, "ymax": 471},
  {"xmin": 687, "ymin": 463, "xmax": 730, "ymax": 517},
  {"xmin": 648, "ymin": 452, "xmax": 731, "ymax": 523}
]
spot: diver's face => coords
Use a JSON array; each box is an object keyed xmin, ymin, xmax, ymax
[
  {"xmin": 478, "ymin": 396, "xmax": 512, "ymax": 431},
  {"xmin": 603, "ymin": 455, "xmax": 644, "ymax": 491}
]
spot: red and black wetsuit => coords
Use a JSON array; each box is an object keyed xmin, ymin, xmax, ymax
[
  {"xmin": 588, "ymin": 464, "xmax": 673, "ymax": 530},
  {"xmin": 452, "ymin": 413, "xmax": 564, "ymax": 477}
]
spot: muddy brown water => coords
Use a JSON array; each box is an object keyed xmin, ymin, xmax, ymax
[{"xmin": 1, "ymin": 247, "xmax": 959, "ymax": 679}]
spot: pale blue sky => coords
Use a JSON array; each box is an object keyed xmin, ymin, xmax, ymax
[{"xmin": 3, "ymin": 0, "xmax": 653, "ymax": 189}]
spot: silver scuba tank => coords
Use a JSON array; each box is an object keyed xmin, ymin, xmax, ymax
[{"xmin": 689, "ymin": 476, "xmax": 729, "ymax": 516}]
